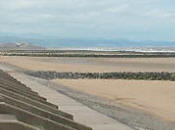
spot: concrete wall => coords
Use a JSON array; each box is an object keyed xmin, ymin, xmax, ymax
[{"xmin": 0, "ymin": 70, "xmax": 92, "ymax": 130}]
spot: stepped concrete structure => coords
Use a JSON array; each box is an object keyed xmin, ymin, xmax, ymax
[
  {"xmin": 0, "ymin": 70, "xmax": 92, "ymax": 130},
  {"xmin": 0, "ymin": 63, "xmax": 134, "ymax": 130}
]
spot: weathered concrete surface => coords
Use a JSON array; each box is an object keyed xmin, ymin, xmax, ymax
[
  {"xmin": 0, "ymin": 80, "xmax": 38, "ymax": 96},
  {"xmin": 0, "ymin": 102, "xmax": 77, "ymax": 130},
  {"xmin": 0, "ymin": 94, "xmax": 92, "ymax": 130},
  {"xmin": 0, "ymin": 114, "xmax": 40, "ymax": 130},
  {"xmin": 0, "ymin": 83, "xmax": 46, "ymax": 102},
  {"xmin": 0, "ymin": 63, "xmax": 134, "ymax": 130},
  {"xmin": 0, "ymin": 67, "xmax": 93, "ymax": 130},
  {"xmin": 0, "ymin": 75, "xmax": 32, "ymax": 91},
  {"xmin": 0, "ymin": 71, "xmax": 59, "ymax": 109},
  {"xmin": 0, "ymin": 87, "xmax": 73, "ymax": 120},
  {"xmin": 8, "ymin": 72, "xmax": 134, "ymax": 130}
]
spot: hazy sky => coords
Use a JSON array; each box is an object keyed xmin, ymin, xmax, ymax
[{"xmin": 0, "ymin": 0, "xmax": 175, "ymax": 41}]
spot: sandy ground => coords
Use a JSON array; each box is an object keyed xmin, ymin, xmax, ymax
[
  {"xmin": 0, "ymin": 56, "xmax": 175, "ymax": 129},
  {"xmin": 53, "ymin": 79, "xmax": 175, "ymax": 122},
  {"xmin": 1, "ymin": 56, "xmax": 175, "ymax": 72}
]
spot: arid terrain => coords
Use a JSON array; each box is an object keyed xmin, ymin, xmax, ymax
[{"xmin": 0, "ymin": 56, "xmax": 175, "ymax": 129}]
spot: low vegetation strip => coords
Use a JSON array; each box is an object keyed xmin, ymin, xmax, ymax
[
  {"xmin": 2, "ymin": 50, "xmax": 175, "ymax": 58},
  {"xmin": 26, "ymin": 71, "xmax": 175, "ymax": 81},
  {"xmin": 2, "ymin": 53, "xmax": 175, "ymax": 58}
]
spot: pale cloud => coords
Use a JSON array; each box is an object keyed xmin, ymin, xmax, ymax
[
  {"xmin": 105, "ymin": 4, "xmax": 129, "ymax": 13},
  {"xmin": 146, "ymin": 9, "xmax": 175, "ymax": 18},
  {"xmin": 0, "ymin": 0, "xmax": 175, "ymax": 41}
]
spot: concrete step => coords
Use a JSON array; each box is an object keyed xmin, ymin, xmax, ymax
[
  {"xmin": 0, "ymin": 83, "xmax": 46, "ymax": 101},
  {"xmin": 0, "ymin": 102, "xmax": 77, "ymax": 130},
  {"xmin": 0, "ymin": 94, "xmax": 92, "ymax": 130},
  {"xmin": 0, "ymin": 70, "xmax": 58, "ymax": 109},
  {"xmin": 0, "ymin": 71, "xmax": 37, "ymax": 93},
  {"xmin": 0, "ymin": 114, "xmax": 40, "ymax": 130},
  {"xmin": 0, "ymin": 81, "xmax": 38, "ymax": 96},
  {"xmin": 0, "ymin": 85, "xmax": 59, "ymax": 109},
  {"xmin": 0, "ymin": 69, "xmax": 92, "ymax": 130},
  {"xmin": 0, "ymin": 89, "xmax": 73, "ymax": 120},
  {"xmin": 0, "ymin": 76, "xmax": 32, "ymax": 91}
]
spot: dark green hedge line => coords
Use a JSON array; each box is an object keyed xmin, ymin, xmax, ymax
[{"xmin": 26, "ymin": 71, "xmax": 175, "ymax": 81}]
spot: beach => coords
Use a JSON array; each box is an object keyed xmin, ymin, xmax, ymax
[
  {"xmin": 53, "ymin": 79, "xmax": 175, "ymax": 122},
  {"xmin": 0, "ymin": 56, "xmax": 175, "ymax": 129},
  {"xmin": 1, "ymin": 56, "xmax": 175, "ymax": 72}
]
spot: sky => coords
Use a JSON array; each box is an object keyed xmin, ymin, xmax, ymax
[{"xmin": 0, "ymin": 0, "xmax": 175, "ymax": 42}]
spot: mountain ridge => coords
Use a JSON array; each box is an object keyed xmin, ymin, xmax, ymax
[{"xmin": 0, "ymin": 42, "xmax": 45, "ymax": 50}]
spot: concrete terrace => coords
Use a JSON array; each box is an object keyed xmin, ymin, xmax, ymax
[{"xmin": 0, "ymin": 63, "xmax": 133, "ymax": 130}]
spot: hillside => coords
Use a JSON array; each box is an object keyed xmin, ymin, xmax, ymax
[{"xmin": 0, "ymin": 42, "xmax": 45, "ymax": 50}]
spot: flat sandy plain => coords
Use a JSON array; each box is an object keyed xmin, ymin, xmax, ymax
[
  {"xmin": 0, "ymin": 56, "xmax": 175, "ymax": 123},
  {"xmin": 53, "ymin": 79, "xmax": 175, "ymax": 122},
  {"xmin": 1, "ymin": 56, "xmax": 175, "ymax": 72}
]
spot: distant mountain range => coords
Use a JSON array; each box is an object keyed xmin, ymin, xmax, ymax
[
  {"xmin": 0, "ymin": 35, "xmax": 175, "ymax": 48},
  {"xmin": 0, "ymin": 42, "xmax": 45, "ymax": 50}
]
